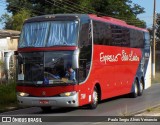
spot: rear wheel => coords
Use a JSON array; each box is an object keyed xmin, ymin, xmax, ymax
[
  {"xmin": 138, "ymin": 80, "xmax": 143, "ymax": 96},
  {"xmin": 88, "ymin": 87, "xmax": 98, "ymax": 109},
  {"xmin": 131, "ymin": 79, "xmax": 138, "ymax": 98}
]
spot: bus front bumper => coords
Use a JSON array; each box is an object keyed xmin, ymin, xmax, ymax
[{"xmin": 17, "ymin": 93, "xmax": 79, "ymax": 107}]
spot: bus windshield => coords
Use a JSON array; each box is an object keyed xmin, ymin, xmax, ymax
[
  {"xmin": 17, "ymin": 51, "xmax": 77, "ymax": 86},
  {"xmin": 19, "ymin": 21, "xmax": 79, "ymax": 48}
]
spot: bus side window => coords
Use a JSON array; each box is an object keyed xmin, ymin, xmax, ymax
[
  {"xmin": 79, "ymin": 22, "xmax": 90, "ymax": 48},
  {"xmin": 79, "ymin": 21, "xmax": 92, "ymax": 83},
  {"xmin": 130, "ymin": 29, "xmax": 144, "ymax": 48}
]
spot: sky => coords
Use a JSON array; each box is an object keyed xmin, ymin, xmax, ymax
[{"xmin": 0, "ymin": 0, "xmax": 160, "ymax": 29}]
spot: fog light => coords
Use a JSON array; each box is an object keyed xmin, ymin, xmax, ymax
[{"xmin": 72, "ymin": 100, "xmax": 75, "ymax": 103}]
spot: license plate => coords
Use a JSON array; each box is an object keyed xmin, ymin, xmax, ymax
[{"xmin": 39, "ymin": 100, "xmax": 49, "ymax": 104}]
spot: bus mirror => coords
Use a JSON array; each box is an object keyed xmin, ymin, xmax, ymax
[
  {"xmin": 72, "ymin": 49, "xmax": 80, "ymax": 69},
  {"xmin": 14, "ymin": 51, "xmax": 18, "ymax": 55}
]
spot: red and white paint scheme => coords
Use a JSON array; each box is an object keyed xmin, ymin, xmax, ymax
[{"xmin": 16, "ymin": 14, "xmax": 151, "ymax": 110}]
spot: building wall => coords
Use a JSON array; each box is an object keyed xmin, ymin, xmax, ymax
[
  {"xmin": 0, "ymin": 37, "xmax": 19, "ymax": 79},
  {"xmin": 8, "ymin": 38, "xmax": 18, "ymax": 50},
  {"xmin": 0, "ymin": 37, "xmax": 18, "ymax": 59},
  {"xmin": 0, "ymin": 38, "xmax": 8, "ymax": 50}
]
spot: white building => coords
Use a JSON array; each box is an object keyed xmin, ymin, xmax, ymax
[{"xmin": 0, "ymin": 30, "xmax": 20, "ymax": 80}]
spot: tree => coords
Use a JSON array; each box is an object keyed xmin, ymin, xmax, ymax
[
  {"xmin": 0, "ymin": 8, "xmax": 31, "ymax": 30},
  {"xmin": 156, "ymin": 13, "xmax": 160, "ymax": 50},
  {"xmin": 150, "ymin": 13, "xmax": 160, "ymax": 50},
  {"xmin": 0, "ymin": 59, "xmax": 4, "ymax": 84},
  {"xmin": 12, "ymin": 9, "xmax": 31, "ymax": 31},
  {"xmin": 89, "ymin": 0, "xmax": 146, "ymax": 27},
  {"xmin": 0, "ymin": 13, "xmax": 13, "ymax": 29},
  {"xmin": 1, "ymin": 0, "xmax": 146, "ymax": 30}
]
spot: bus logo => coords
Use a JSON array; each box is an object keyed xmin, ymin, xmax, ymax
[
  {"xmin": 42, "ymin": 91, "xmax": 46, "ymax": 96},
  {"xmin": 100, "ymin": 50, "xmax": 140, "ymax": 64}
]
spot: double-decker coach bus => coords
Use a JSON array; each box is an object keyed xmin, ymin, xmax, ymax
[{"xmin": 16, "ymin": 14, "xmax": 151, "ymax": 111}]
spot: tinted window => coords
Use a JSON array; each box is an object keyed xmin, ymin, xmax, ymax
[
  {"xmin": 93, "ymin": 20, "xmax": 145, "ymax": 48},
  {"xmin": 79, "ymin": 21, "xmax": 91, "ymax": 47},
  {"xmin": 144, "ymin": 32, "xmax": 150, "ymax": 50},
  {"xmin": 79, "ymin": 21, "xmax": 92, "ymax": 83},
  {"xmin": 130, "ymin": 29, "xmax": 144, "ymax": 48},
  {"xmin": 93, "ymin": 21, "xmax": 112, "ymax": 45},
  {"xmin": 110, "ymin": 25, "xmax": 130, "ymax": 47}
]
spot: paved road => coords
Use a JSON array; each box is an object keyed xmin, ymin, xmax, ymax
[{"xmin": 1, "ymin": 83, "xmax": 160, "ymax": 124}]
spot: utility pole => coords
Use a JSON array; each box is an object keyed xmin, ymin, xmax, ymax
[{"xmin": 152, "ymin": 0, "xmax": 156, "ymax": 78}]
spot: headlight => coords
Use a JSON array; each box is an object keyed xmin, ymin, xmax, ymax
[
  {"xmin": 17, "ymin": 92, "xmax": 29, "ymax": 97},
  {"xmin": 60, "ymin": 91, "xmax": 76, "ymax": 97}
]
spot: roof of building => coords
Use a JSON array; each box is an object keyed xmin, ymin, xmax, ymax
[{"xmin": 0, "ymin": 30, "xmax": 20, "ymax": 38}]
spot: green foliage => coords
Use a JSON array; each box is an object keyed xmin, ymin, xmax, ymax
[
  {"xmin": 12, "ymin": 9, "xmax": 31, "ymax": 31},
  {"xmin": 0, "ymin": 13, "xmax": 13, "ymax": 29},
  {"xmin": 156, "ymin": 13, "xmax": 160, "ymax": 50},
  {"xmin": 0, "ymin": 59, "xmax": 4, "ymax": 72},
  {"xmin": 0, "ymin": 59, "xmax": 3, "ymax": 66},
  {"xmin": 0, "ymin": 82, "xmax": 17, "ymax": 106},
  {"xmin": 0, "ymin": 9, "xmax": 31, "ymax": 30},
  {"xmin": 0, "ymin": 60, "xmax": 4, "ymax": 84},
  {"xmin": 148, "ymin": 13, "xmax": 160, "ymax": 50},
  {"xmin": 1, "ymin": 0, "xmax": 146, "ymax": 30}
]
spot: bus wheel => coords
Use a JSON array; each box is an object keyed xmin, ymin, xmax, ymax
[
  {"xmin": 131, "ymin": 79, "xmax": 138, "ymax": 98},
  {"xmin": 138, "ymin": 80, "xmax": 143, "ymax": 96},
  {"xmin": 41, "ymin": 106, "xmax": 51, "ymax": 112},
  {"xmin": 88, "ymin": 87, "xmax": 98, "ymax": 109}
]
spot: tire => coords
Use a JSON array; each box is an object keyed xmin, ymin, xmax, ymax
[
  {"xmin": 41, "ymin": 106, "xmax": 51, "ymax": 112},
  {"xmin": 138, "ymin": 80, "xmax": 143, "ymax": 96},
  {"xmin": 130, "ymin": 79, "xmax": 138, "ymax": 98},
  {"xmin": 88, "ymin": 87, "xmax": 98, "ymax": 109}
]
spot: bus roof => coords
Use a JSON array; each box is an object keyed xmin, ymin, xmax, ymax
[
  {"xmin": 24, "ymin": 14, "xmax": 148, "ymax": 32},
  {"xmin": 24, "ymin": 14, "xmax": 89, "ymax": 23},
  {"xmin": 89, "ymin": 14, "xmax": 148, "ymax": 32}
]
